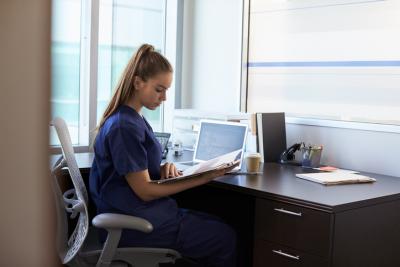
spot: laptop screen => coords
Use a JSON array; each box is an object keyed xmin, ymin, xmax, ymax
[{"xmin": 193, "ymin": 120, "xmax": 248, "ymax": 168}]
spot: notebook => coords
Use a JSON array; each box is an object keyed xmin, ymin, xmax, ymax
[
  {"xmin": 176, "ymin": 120, "xmax": 248, "ymax": 172},
  {"xmin": 296, "ymin": 172, "xmax": 376, "ymax": 185}
]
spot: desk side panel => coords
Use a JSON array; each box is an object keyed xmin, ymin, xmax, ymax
[{"xmin": 332, "ymin": 199, "xmax": 400, "ymax": 267}]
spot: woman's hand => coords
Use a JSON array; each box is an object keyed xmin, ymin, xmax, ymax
[
  {"xmin": 200, "ymin": 161, "xmax": 240, "ymax": 182},
  {"xmin": 160, "ymin": 162, "xmax": 182, "ymax": 179}
]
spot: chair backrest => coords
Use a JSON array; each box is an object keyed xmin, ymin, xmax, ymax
[{"xmin": 51, "ymin": 117, "xmax": 89, "ymax": 264}]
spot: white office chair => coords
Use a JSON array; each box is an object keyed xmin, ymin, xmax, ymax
[{"xmin": 50, "ymin": 117, "xmax": 181, "ymax": 267}]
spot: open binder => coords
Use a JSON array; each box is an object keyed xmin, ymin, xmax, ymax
[
  {"xmin": 151, "ymin": 149, "xmax": 242, "ymax": 184},
  {"xmin": 296, "ymin": 172, "xmax": 376, "ymax": 185}
]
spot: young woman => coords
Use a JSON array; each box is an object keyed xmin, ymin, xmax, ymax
[{"xmin": 89, "ymin": 44, "xmax": 237, "ymax": 267}]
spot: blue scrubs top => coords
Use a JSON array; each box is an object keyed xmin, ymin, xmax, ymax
[{"xmin": 89, "ymin": 105, "xmax": 181, "ymax": 244}]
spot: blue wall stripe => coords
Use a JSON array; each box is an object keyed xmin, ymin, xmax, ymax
[{"xmin": 248, "ymin": 61, "xmax": 400, "ymax": 67}]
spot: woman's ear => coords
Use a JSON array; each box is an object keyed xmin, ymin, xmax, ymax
[{"xmin": 133, "ymin": 76, "xmax": 144, "ymax": 90}]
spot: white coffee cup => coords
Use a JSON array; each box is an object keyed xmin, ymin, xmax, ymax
[{"xmin": 246, "ymin": 153, "xmax": 261, "ymax": 173}]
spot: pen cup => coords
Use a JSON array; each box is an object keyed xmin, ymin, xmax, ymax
[
  {"xmin": 301, "ymin": 146, "xmax": 322, "ymax": 168},
  {"xmin": 172, "ymin": 140, "xmax": 183, "ymax": 156},
  {"xmin": 246, "ymin": 153, "xmax": 261, "ymax": 173}
]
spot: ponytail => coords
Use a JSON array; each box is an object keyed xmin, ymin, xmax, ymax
[{"xmin": 96, "ymin": 44, "xmax": 172, "ymax": 132}]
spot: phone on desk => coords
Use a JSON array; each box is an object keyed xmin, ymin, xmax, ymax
[
  {"xmin": 154, "ymin": 132, "xmax": 171, "ymax": 159},
  {"xmin": 280, "ymin": 142, "xmax": 303, "ymax": 165}
]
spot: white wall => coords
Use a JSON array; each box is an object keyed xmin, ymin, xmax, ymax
[
  {"xmin": 0, "ymin": 1, "xmax": 57, "ymax": 265},
  {"xmin": 287, "ymin": 124, "xmax": 400, "ymax": 177},
  {"xmin": 181, "ymin": 0, "xmax": 242, "ymax": 112}
]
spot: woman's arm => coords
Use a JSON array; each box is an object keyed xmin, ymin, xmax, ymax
[{"xmin": 125, "ymin": 165, "xmax": 236, "ymax": 202}]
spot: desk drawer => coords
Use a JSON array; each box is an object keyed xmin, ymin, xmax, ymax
[
  {"xmin": 255, "ymin": 198, "xmax": 332, "ymax": 258},
  {"xmin": 254, "ymin": 239, "xmax": 329, "ymax": 267}
]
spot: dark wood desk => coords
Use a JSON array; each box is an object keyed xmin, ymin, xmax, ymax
[{"xmin": 53, "ymin": 152, "xmax": 400, "ymax": 267}]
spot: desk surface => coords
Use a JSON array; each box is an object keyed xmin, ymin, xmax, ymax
[{"xmin": 52, "ymin": 152, "xmax": 400, "ymax": 213}]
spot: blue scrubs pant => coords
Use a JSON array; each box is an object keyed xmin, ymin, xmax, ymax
[
  {"xmin": 174, "ymin": 210, "xmax": 237, "ymax": 267},
  {"xmin": 119, "ymin": 209, "xmax": 237, "ymax": 267}
]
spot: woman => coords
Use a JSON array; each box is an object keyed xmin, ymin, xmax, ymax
[{"xmin": 89, "ymin": 44, "xmax": 237, "ymax": 267}]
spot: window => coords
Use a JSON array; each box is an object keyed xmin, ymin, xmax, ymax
[
  {"xmin": 51, "ymin": 0, "xmax": 82, "ymax": 145},
  {"xmin": 245, "ymin": 0, "xmax": 400, "ymax": 131},
  {"xmin": 51, "ymin": 0, "xmax": 169, "ymax": 148},
  {"xmin": 97, "ymin": 0, "xmax": 166, "ymax": 129}
]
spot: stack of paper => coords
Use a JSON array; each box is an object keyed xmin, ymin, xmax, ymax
[{"xmin": 296, "ymin": 172, "xmax": 376, "ymax": 185}]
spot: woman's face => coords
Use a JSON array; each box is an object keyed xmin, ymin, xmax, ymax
[{"xmin": 134, "ymin": 72, "xmax": 172, "ymax": 110}]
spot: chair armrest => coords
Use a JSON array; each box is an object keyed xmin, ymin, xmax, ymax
[{"xmin": 92, "ymin": 213, "xmax": 153, "ymax": 233}]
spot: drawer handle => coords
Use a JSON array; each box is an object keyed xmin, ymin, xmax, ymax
[
  {"xmin": 272, "ymin": 249, "xmax": 300, "ymax": 260},
  {"xmin": 274, "ymin": 208, "xmax": 302, "ymax": 217}
]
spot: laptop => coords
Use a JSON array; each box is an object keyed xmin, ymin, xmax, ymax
[{"xmin": 176, "ymin": 119, "xmax": 248, "ymax": 172}]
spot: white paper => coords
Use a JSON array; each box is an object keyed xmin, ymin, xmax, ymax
[
  {"xmin": 182, "ymin": 149, "xmax": 242, "ymax": 176},
  {"xmin": 151, "ymin": 149, "xmax": 242, "ymax": 184},
  {"xmin": 312, "ymin": 167, "xmax": 359, "ymax": 174}
]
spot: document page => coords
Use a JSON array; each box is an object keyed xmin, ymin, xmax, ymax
[{"xmin": 151, "ymin": 149, "xmax": 242, "ymax": 184}]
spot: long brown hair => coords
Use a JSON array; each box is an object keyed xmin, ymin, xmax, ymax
[{"xmin": 97, "ymin": 44, "xmax": 172, "ymax": 131}]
